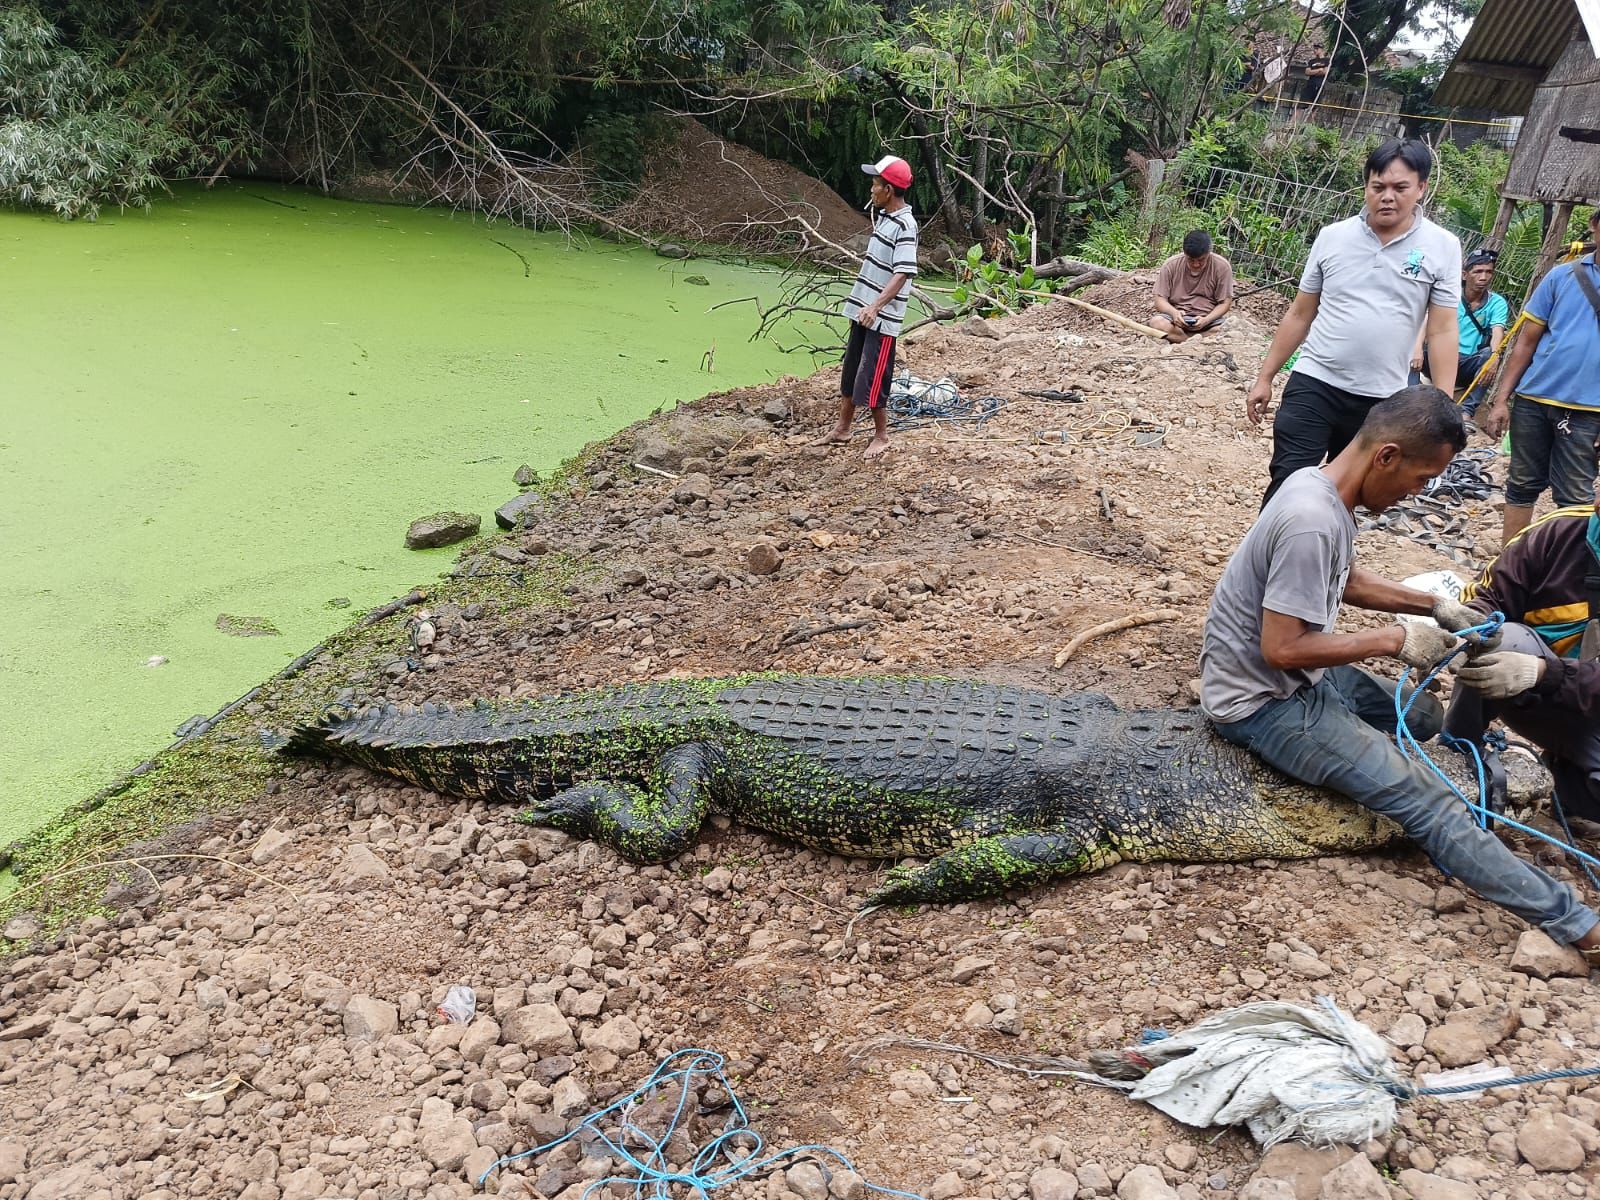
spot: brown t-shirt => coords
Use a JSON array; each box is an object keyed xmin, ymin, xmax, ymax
[{"xmin": 1155, "ymin": 252, "xmax": 1235, "ymax": 320}]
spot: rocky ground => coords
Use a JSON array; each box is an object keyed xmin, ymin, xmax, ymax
[{"xmin": 5, "ymin": 278, "xmax": 1600, "ymax": 1200}]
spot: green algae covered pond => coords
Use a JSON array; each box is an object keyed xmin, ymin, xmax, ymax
[{"xmin": 0, "ymin": 184, "xmax": 808, "ymax": 850}]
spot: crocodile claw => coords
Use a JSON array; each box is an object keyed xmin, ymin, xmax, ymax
[{"xmin": 864, "ymin": 863, "xmax": 925, "ymax": 908}]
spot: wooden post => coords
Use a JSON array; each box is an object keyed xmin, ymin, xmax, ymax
[
  {"xmin": 1487, "ymin": 194, "xmax": 1517, "ymax": 250},
  {"xmin": 1532, "ymin": 201, "xmax": 1576, "ymax": 289},
  {"xmin": 1140, "ymin": 158, "xmax": 1167, "ymax": 228}
]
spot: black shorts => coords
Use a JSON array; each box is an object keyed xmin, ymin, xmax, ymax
[{"xmin": 840, "ymin": 322, "xmax": 897, "ymax": 410}]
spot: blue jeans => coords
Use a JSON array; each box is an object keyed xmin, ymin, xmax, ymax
[
  {"xmin": 1407, "ymin": 347, "xmax": 1493, "ymax": 414},
  {"xmin": 1214, "ymin": 665, "xmax": 1598, "ymax": 944}
]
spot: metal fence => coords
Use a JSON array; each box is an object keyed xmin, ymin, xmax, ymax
[{"xmin": 1163, "ymin": 162, "xmax": 1539, "ymax": 305}]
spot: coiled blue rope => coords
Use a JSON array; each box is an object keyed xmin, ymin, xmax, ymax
[
  {"xmin": 478, "ymin": 1049, "xmax": 927, "ymax": 1200},
  {"xmin": 1392, "ymin": 611, "xmax": 1600, "ymax": 879}
]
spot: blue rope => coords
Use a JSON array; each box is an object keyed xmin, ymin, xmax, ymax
[
  {"xmin": 1396, "ymin": 1063, "xmax": 1600, "ymax": 1098},
  {"xmin": 477, "ymin": 1049, "xmax": 927, "ymax": 1200},
  {"xmin": 1392, "ymin": 612, "xmax": 1600, "ymax": 878},
  {"xmin": 886, "ymin": 378, "xmax": 1003, "ymax": 430}
]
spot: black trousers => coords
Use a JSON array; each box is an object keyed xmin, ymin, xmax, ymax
[{"xmin": 1263, "ymin": 372, "xmax": 1381, "ymax": 508}]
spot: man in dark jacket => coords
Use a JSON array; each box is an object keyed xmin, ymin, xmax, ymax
[{"xmin": 1447, "ymin": 474, "xmax": 1600, "ymax": 819}]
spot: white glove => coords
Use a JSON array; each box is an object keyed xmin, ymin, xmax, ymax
[
  {"xmin": 1430, "ymin": 598, "xmax": 1502, "ymax": 650},
  {"xmin": 1397, "ymin": 622, "xmax": 1462, "ymax": 670},
  {"xmin": 1456, "ymin": 650, "xmax": 1545, "ymax": 700}
]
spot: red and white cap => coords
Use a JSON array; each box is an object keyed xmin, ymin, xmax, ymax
[{"xmin": 862, "ymin": 155, "xmax": 913, "ymax": 189}]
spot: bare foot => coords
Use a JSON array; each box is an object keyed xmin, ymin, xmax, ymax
[
  {"xmin": 815, "ymin": 428, "xmax": 852, "ymax": 446},
  {"xmin": 863, "ymin": 437, "xmax": 891, "ymax": 460}
]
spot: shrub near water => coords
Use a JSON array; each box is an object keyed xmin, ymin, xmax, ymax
[{"xmin": 0, "ymin": 6, "xmax": 241, "ymax": 219}]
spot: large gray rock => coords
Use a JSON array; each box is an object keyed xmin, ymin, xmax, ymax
[
  {"xmin": 1117, "ymin": 1165, "xmax": 1176, "ymax": 1200},
  {"xmin": 406, "ymin": 511, "xmax": 481, "ymax": 549},
  {"xmin": 159, "ymin": 1012, "xmax": 210, "ymax": 1056},
  {"xmin": 460, "ymin": 1016, "xmax": 501, "ymax": 1063},
  {"xmin": 581, "ymin": 1014, "xmax": 642, "ymax": 1056},
  {"xmin": 1516, "ymin": 1112, "xmax": 1586, "ymax": 1171},
  {"xmin": 0, "ymin": 1139, "xmax": 25, "ymax": 1184},
  {"xmin": 28, "ymin": 1163, "xmax": 100, "ymax": 1200},
  {"xmin": 281, "ymin": 1167, "xmax": 327, "ymax": 1200},
  {"xmin": 1029, "ymin": 1166, "xmax": 1078, "ymax": 1200},
  {"xmin": 343, "ymin": 996, "xmax": 399, "ymax": 1042},
  {"xmin": 230, "ymin": 950, "xmax": 273, "ymax": 995},
  {"xmin": 1251, "ymin": 1144, "xmax": 1355, "ymax": 1200},
  {"xmin": 1238, "ymin": 1182, "xmax": 1296, "ymax": 1200},
  {"xmin": 1510, "ymin": 929, "xmax": 1590, "ymax": 979},
  {"xmin": 631, "ymin": 412, "xmax": 745, "ymax": 473},
  {"xmin": 339, "ymin": 844, "xmax": 391, "ymax": 890},
  {"xmin": 1423, "ymin": 1005, "xmax": 1519, "ymax": 1068},
  {"xmin": 502, "ymin": 1003, "xmax": 576, "ymax": 1054},
  {"xmin": 1316, "ymin": 1155, "xmax": 1387, "ymax": 1200},
  {"xmin": 1421, "ymin": 1022, "xmax": 1488, "ymax": 1068},
  {"xmin": 786, "ymin": 1163, "xmax": 829, "ymax": 1200},
  {"xmin": 495, "ymin": 491, "xmax": 543, "ymax": 530},
  {"xmin": 249, "ymin": 828, "xmax": 292, "ymax": 865}
]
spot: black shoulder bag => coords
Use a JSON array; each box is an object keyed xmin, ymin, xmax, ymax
[
  {"xmin": 1461, "ymin": 299, "xmax": 1491, "ymax": 354},
  {"xmin": 1572, "ymin": 257, "xmax": 1600, "ymax": 329}
]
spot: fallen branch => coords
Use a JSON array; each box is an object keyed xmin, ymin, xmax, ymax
[
  {"xmin": 631, "ymin": 462, "xmax": 680, "ymax": 480},
  {"xmin": 1052, "ymin": 608, "xmax": 1181, "ymax": 668},
  {"xmin": 1008, "ymin": 529, "xmax": 1132, "ymax": 565},
  {"xmin": 778, "ymin": 618, "xmax": 876, "ymax": 648},
  {"xmin": 1042, "ymin": 292, "xmax": 1165, "ymax": 339}
]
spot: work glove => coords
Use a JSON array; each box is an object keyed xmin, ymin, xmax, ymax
[
  {"xmin": 1430, "ymin": 597, "xmax": 1502, "ymax": 651},
  {"xmin": 1397, "ymin": 622, "xmax": 1463, "ymax": 670},
  {"xmin": 1455, "ymin": 650, "xmax": 1545, "ymax": 700}
]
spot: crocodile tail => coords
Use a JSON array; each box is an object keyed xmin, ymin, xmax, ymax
[{"xmin": 265, "ymin": 705, "xmax": 357, "ymax": 758}]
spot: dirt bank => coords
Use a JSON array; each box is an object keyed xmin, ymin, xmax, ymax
[
  {"xmin": 2, "ymin": 288, "xmax": 1595, "ymax": 1200},
  {"xmin": 615, "ymin": 118, "xmax": 869, "ymax": 257}
]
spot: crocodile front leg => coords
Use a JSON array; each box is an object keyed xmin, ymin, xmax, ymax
[
  {"xmin": 865, "ymin": 822, "xmax": 1120, "ymax": 907},
  {"xmin": 517, "ymin": 743, "xmax": 716, "ymax": 863}
]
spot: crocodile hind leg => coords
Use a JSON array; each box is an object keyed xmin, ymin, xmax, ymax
[
  {"xmin": 864, "ymin": 823, "xmax": 1119, "ymax": 907},
  {"xmin": 517, "ymin": 743, "xmax": 715, "ymax": 864}
]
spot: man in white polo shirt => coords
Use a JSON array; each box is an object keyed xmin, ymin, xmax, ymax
[{"xmin": 1245, "ymin": 139, "xmax": 1462, "ymax": 506}]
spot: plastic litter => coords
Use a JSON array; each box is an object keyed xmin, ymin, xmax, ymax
[
  {"xmin": 872, "ymin": 998, "xmax": 1404, "ymax": 1149},
  {"xmin": 437, "ymin": 984, "xmax": 476, "ymax": 1024}
]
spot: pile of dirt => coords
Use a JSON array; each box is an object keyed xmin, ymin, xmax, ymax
[
  {"xmin": 615, "ymin": 118, "xmax": 868, "ymax": 256},
  {"xmin": 1, "ymin": 299, "xmax": 1591, "ymax": 1200}
]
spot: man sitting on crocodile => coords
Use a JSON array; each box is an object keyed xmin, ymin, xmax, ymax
[{"xmin": 1203, "ymin": 383, "xmax": 1600, "ymax": 963}]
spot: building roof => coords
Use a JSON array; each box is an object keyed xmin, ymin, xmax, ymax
[{"xmin": 1434, "ymin": 0, "xmax": 1581, "ymax": 112}]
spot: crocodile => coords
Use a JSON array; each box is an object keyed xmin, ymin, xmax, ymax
[{"xmin": 275, "ymin": 674, "xmax": 1444, "ymax": 905}]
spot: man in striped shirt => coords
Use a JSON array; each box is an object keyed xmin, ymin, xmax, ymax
[{"xmin": 819, "ymin": 154, "xmax": 919, "ymax": 460}]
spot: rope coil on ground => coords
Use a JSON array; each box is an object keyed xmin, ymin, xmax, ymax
[
  {"xmin": 478, "ymin": 1049, "xmax": 925, "ymax": 1199},
  {"xmin": 885, "ymin": 372, "xmax": 1003, "ymax": 430}
]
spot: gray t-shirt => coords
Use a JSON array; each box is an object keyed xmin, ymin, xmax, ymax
[
  {"xmin": 1200, "ymin": 468, "xmax": 1357, "ymax": 723},
  {"xmin": 1296, "ymin": 212, "xmax": 1462, "ymax": 398}
]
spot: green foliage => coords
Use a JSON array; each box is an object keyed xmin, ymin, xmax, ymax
[
  {"xmin": 950, "ymin": 235, "xmax": 1056, "ymax": 317},
  {"xmin": 1076, "ymin": 218, "xmax": 1151, "ymax": 272},
  {"xmin": 579, "ymin": 109, "xmax": 674, "ymax": 203},
  {"xmin": 1, "ymin": 8, "xmax": 176, "ymax": 217},
  {"xmin": 1, "ymin": 4, "xmax": 252, "ymax": 219}
]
